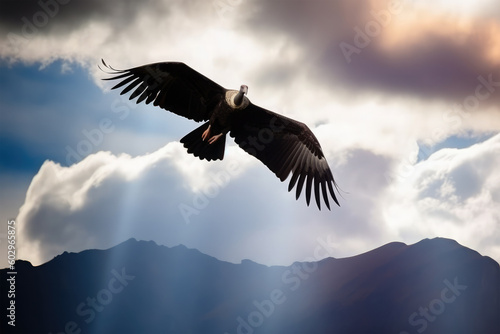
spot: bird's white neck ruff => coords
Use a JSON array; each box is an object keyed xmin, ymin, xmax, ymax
[{"xmin": 225, "ymin": 90, "xmax": 249, "ymax": 110}]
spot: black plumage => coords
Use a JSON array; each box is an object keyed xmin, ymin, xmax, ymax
[{"xmin": 100, "ymin": 60, "xmax": 340, "ymax": 209}]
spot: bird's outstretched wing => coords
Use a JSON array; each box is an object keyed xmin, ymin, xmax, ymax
[
  {"xmin": 100, "ymin": 60, "xmax": 225, "ymax": 122},
  {"xmin": 230, "ymin": 104, "xmax": 339, "ymax": 210}
]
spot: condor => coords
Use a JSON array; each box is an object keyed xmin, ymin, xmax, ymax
[{"xmin": 100, "ymin": 60, "xmax": 339, "ymax": 210}]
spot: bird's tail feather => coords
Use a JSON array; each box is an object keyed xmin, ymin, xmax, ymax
[{"xmin": 180, "ymin": 122, "xmax": 225, "ymax": 161}]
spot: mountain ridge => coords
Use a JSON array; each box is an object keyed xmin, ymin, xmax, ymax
[
  {"xmin": 1, "ymin": 237, "xmax": 499, "ymax": 334},
  {"xmin": 16, "ymin": 236, "xmax": 487, "ymax": 271}
]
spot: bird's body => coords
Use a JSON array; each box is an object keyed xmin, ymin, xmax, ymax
[{"xmin": 100, "ymin": 60, "xmax": 340, "ymax": 209}]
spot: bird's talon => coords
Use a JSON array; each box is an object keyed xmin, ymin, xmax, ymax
[
  {"xmin": 208, "ymin": 133, "xmax": 223, "ymax": 144},
  {"xmin": 201, "ymin": 126, "xmax": 211, "ymax": 141}
]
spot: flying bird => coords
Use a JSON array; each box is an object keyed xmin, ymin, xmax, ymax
[{"xmin": 100, "ymin": 60, "xmax": 340, "ymax": 209}]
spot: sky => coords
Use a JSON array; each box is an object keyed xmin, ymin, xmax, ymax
[{"xmin": 1, "ymin": 0, "xmax": 500, "ymax": 269}]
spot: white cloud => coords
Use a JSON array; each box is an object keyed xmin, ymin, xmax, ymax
[
  {"xmin": 14, "ymin": 128, "xmax": 500, "ymax": 268},
  {"xmin": 14, "ymin": 135, "xmax": 392, "ymax": 266},
  {"xmin": 17, "ymin": 142, "xmax": 192, "ymax": 265},
  {"xmin": 15, "ymin": 139, "xmax": 304, "ymax": 266},
  {"xmin": 382, "ymin": 133, "xmax": 500, "ymax": 263}
]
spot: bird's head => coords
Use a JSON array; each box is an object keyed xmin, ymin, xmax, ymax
[{"xmin": 234, "ymin": 84, "xmax": 249, "ymax": 106}]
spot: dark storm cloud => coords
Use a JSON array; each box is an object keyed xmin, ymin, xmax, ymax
[
  {"xmin": 0, "ymin": 0, "xmax": 162, "ymax": 35},
  {"xmin": 243, "ymin": 0, "xmax": 500, "ymax": 106},
  {"xmin": 326, "ymin": 30, "xmax": 500, "ymax": 104},
  {"xmin": 2, "ymin": 0, "xmax": 500, "ymax": 106}
]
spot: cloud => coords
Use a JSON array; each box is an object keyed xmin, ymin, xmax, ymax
[
  {"xmin": 15, "ymin": 140, "xmax": 293, "ymax": 265},
  {"xmin": 244, "ymin": 0, "xmax": 500, "ymax": 106},
  {"xmin": 0, "ymin": 0, "xmax": 147, "ymax": 30},
  {"xmin": 0, "ymin": 0, "xmax": 165, "ymax": 45},
  {"xmin": 383, "ymin": 133, "xmax": 500, "ymax": 263},
  {"xmin": 0, "ymin": 0, "xmax": 243, "ymax": 67},
  {"xmin": 17, "ymin": 143, "xmax": 190, "ymax": 264},
  {"xmin": 2, "ymin": 0, "xmax": 500, "ymax": 141},
  {"xmin": 11, "ymin": 90, "xmax": 500, "ymax": 269},
  {"xmin": 16, "ymin": 132, "xmax": 400, "ymax": 267},
  {"xmin": 3, "ymin": 0, "xmax": 500, "ymax": 107},
  {"xmin": 17, "ymin": 133, "xmax": 500, "ymax": 267}
]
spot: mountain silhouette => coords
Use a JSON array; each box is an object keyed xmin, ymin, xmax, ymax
[{"xmin": 1, "ymin": 237, "xmax": 499, "ymax": 334}]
